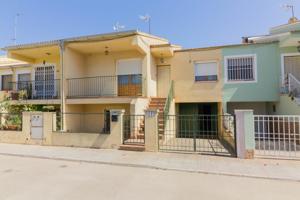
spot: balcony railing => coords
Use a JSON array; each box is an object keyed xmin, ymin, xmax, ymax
[
  {"xmin": 67, "ymin": 74, "xmax": 142, "ymax": 98},
  {"xmin": 9, "ymin": 80, "xmax": 60, "ymax": 100}
]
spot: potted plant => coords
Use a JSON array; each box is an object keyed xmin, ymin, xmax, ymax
[
  {"xmin": 10, "ymin": 91, "xmax": 19, "ymax": 100},
  {"xmin": 4, "ymin": 114, "xmax": 22, "ymax": 130}
]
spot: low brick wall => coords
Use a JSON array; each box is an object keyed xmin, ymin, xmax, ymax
[{"xmin": 0, "ymin": 111, "xmax": 124, "ymax": 149}]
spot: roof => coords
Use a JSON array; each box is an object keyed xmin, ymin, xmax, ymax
[
  {"xmin": 0, "ymin": 56, "xmax": 29, "ymax": 67},
  {"xmin": 2, "ymin": 30, "xmax": 169, "ymax": 51},
  {"xmin": 174, "ymin": 41, "xmax": 277, "ymax": 53}
]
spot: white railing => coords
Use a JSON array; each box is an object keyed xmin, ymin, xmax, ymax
[
  {"xmin": 288, "ymin": 73, "xmax": 300, "ymax": 98},
  {"xmin": 254, "ymin": 115, "xmax": 300, "ymax": 159},
  {"xmin": 223, "ymin": 113, "xmax": 235, "ymax": 137}
]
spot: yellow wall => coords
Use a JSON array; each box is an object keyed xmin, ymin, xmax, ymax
[
  {"xmin": 164, "ymin": 49, "xmax": 223, "ymax": 103},
  {"xmin": 64, "ymin": 104, "xmax": 130, "ymax": 133}
]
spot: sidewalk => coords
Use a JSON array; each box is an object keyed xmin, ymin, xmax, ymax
[{"xmin": 0, "ymin": 143, "xmax": 299, "ymax": 182}]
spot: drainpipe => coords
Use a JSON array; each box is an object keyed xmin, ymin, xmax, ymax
[{"xmin": 59, "ymin": 40, "xmax": 65, "ymax": 131}]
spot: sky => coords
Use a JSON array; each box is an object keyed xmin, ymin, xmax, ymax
[{"xmin": 0, "ymin": 0, "xmax": 300, "ymax": 55}]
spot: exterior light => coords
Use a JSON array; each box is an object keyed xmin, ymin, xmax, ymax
[
  {"xmin": 105, "ymin": 46, "xmax": 109, "ymax": 55},
  {"xmin": 160, "ymin": 54, "xmax": 164, "ymax": 63}
]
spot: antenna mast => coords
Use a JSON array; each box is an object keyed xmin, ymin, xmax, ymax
[
  {"xmin": 139, "ymin": 14, "xmax": 151, "ymax": 34},
  {"xmin": 13, "ymin": 13, "xmax": 21, "ymax": 45}
]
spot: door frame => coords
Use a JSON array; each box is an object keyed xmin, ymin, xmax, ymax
[
  {"xmin": 32, "ymin": 64, "xmax": 57, "ymax": 98},
  {"xmin": 157, "ymin": 64, "xmax": 171, "ymax": 97},
  {"xmin": 280, "ymin": 53, "xmax": 300, "ymax": 85}
]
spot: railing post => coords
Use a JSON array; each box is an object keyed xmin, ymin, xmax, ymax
[
  {"xmin": 235, "ymin": 110, "xmax": 255, "ymax": 159},
  {"xmin": 145, "ymin": 109, "xmax": 159, "ymax": 152}
]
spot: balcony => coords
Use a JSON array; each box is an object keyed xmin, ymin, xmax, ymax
[
  {"xmin": 67, "ymin": 74, "xmax": 143, "ymax": 98},
  {"xmin": 9, "ymin": 80, "xmax": 60, "ymax": 100}
]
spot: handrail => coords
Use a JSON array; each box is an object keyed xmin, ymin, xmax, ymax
[
  {"xmin": 163, "ymin": 80, "xmax": 174, "ymax": 118},
  {"xmin": 288, "ymin": 73, "xmax": 300, "ymax": 98}
]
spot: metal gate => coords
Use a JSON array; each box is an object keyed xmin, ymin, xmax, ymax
[
  {"xmin": 123, "ymin": 115, "xmax": 145, "ymax": 145},
  {"xmin": 34, "ymin": 66, "xmax": 56, "ymax": 99},
  {"xmin": 159, "ymin": 114, "xmax": 236, "ymax": 156},
  {"xmin": 254, "ymin": 115, "xmax": 300, "ymax": 159}
]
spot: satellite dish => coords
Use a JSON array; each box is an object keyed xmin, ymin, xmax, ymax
[{"xmin": 139, "ymin": 14, "xmax": 151, "ymax": 22}]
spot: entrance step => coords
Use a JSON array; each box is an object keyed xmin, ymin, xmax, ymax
[{"xmin": 119, "ymin": 144, "xmax": 145, "ymax": 152}]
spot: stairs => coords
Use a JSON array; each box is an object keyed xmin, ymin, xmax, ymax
[
  {"xmin": 148, "ymin": 97, "xmax": 166, "ymax": 137},
  {"xmin": 118, "ymin": 97, "xmax": 166, "ymax": 152}
]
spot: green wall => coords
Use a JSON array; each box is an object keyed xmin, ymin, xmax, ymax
[{"xmin": 222, "ymin": 43, "xmax": 280, "ymax": 103}]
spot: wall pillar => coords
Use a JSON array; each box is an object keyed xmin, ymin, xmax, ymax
[
  {"xmin": 110, "ymin": 109, "xmax": 125, "ymax": 148},
  {"xmin": 235, "ymin": 110, "xmax": 255, "ymax": 159},
  {"xmin": 145, "ymin": 109, "xmax": 158, "ymax": 152},
  {"xmin": 42, "ymin": 112, "xmax": 55, "ymax": 145}
]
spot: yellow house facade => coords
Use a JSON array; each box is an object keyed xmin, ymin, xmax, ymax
[{"xmin": 1, "ymin": 30, "xmax": 223, "ymax": 133}]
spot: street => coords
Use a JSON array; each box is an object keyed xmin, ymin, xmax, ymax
[{"xmin": 0, "ymin": 154, "xmax": 299, "ymax": 200}]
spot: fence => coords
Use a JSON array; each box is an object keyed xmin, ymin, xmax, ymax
[
  {"xmin": 123, "ymin": 115, "xmax": 145, "ymax": 145},
  {"xmin": 254, "ymin": 115, "xmax": 300, "ymax": 159},
  {"xmin": 54, "ymin": 112, "xmax": 110, "ymax": 134},
  {"xmin": 0, "ymin": 113, "xmax": 22, "ymax": 131},
  {"xmin": 159, "ymin": 114, "xmax": 236, "ymax": 156}
]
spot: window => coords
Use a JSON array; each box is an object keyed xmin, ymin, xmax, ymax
[
  {"xmin": 225, "ymin": 55, "xmax": 256, "ymax": 82},
  {"xmin": 1, "ymin": 75, "xmax": 13, "ymax": 91},
  {"xmin": 194, "ymin": 62, "xmax": 218, "ymax": 81},
  {"xmin": 17, "ymin": 73, "xmax": 31, "ymax": 90},
  {"xmin": 118, "ymin": 74, "xmax": 142, "ymax": 85}
]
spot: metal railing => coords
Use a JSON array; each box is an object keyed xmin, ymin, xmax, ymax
[
  {"xmin": 163, "ymin": 80, "xmax": 174, "ymax": 118},
  {"xmin": 159, "ymin": 114, "xmax": 236, "ymax": 156},
  {"xmin": 288, "ymin": 73, "xmax": 300, "ymax": 99},
  {"xmin": 254, "ymin": 115, "xmax": 300, "ymax": 159},
  {"xmin": 67, "ymin": 74, "xmax": 142, "ymax": 98},
  {"xmin": 0, "ymin": 113, "xmax": 22, "ymax": 131},
  {"xmin": 123, "ymin": 115, "xmax": 145, "ymax": 144},
  {"xmin": 54, "ymin": 112, "xmax": 110, "ymax": 134},
  {"xmin": 9, "ymin": 80, "xmax": 60, "ymax": 100}
]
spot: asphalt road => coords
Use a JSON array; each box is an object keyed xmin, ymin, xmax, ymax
[{"xmin": 0, "ymin": 155, "xmax": 299, "ymax": 200}]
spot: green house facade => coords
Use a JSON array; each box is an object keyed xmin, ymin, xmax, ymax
[{"xmin": 222, "ymin": 21, "xmax": 300, "ymax": 115}]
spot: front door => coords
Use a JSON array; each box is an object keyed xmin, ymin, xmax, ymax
[{"xmin": 157, "ymin": 66, "xmax": 170, "ymax": 97}]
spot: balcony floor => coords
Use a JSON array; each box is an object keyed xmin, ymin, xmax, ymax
[
  {"xmin": 66, "ymin": 96, "xmax": 147, "ymax": 104},
  {"xmin": 11, "ymin": 99, "xmax": 61, "ymax": 105}
]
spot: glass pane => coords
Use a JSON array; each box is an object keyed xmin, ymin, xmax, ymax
[
  {"xmin": 18, "ymin": 73, "xmax": 31, "ymax": 90},
  {"xmin": 195, "ymin": 75, "xmax": 217, "ymax": 81},
  {"xmin": 118, "ymin": 75, "xmax": 129, "ymax": 84},
  {"xmin": 2, "ymin": 75, "xmax": 12, "ymax": 90},
  {"xmin": 131, "ymin": 74, "xmax": 142, "ymax": 84}
]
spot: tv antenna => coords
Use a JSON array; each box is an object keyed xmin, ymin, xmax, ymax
[
  {"xmin": 139, "ymin": 14, "xmax": 151, "ymax": 34},
  {"xmin": 113, "ymin": 22, "xmax": 125, "ymax": 32},
  {"xmin": 282, "ymin": 4, "xmax": 295, "ymax": 19},
  {"xmin": 12, "ymin": 13, "xmax": 22, "ymax": 45}
]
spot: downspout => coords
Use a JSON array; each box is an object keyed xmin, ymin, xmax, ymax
[{"xmin": 59, "ymin": 40, "xmax": 65, "ymax": 131}]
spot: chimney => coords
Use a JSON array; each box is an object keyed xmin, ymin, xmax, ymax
[{"xmin": 288, "ymin": 17, "xmax": 299, "ymax": 24}]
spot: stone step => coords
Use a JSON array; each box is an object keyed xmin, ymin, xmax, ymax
[{"xmin": 119, "ymin": 144, "xmax": 145, "ymax": 152}]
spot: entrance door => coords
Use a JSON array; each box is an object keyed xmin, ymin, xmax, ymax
[
  {"xmin": 34, "ymin": 66, "xmax": 55, "ymax": 99},
  {"xmin": 284, "ymin": 55, "xmax": 300, "ymax": 80},
  {"xmin": 157, "ymin": 66, "xmax": 170, "ymax": 97}
]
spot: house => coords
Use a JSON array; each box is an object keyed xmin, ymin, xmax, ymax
[{"xmin": 223, "ymin": 19, "xmax": 300, "ymax": 115}]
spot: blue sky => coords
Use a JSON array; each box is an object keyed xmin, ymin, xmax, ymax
[{"xmin": 0, "ymin": 0, "xmax": 299, "ymax": 54}]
